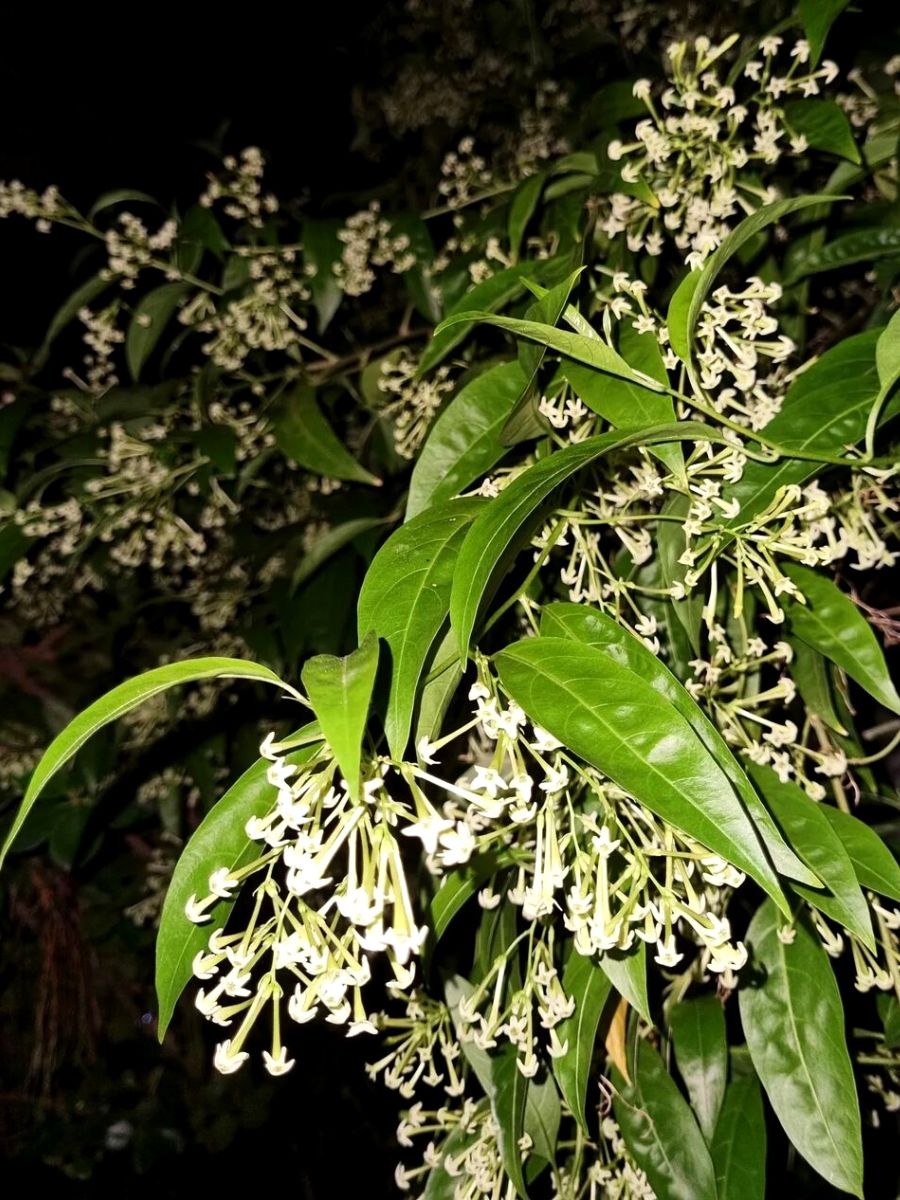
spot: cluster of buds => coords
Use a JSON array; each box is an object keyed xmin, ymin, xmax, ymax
[
  {"xmin": 334, "ymin": 201, "xmax": 417, "ymax": 297},
  {"xmin": 199, "ymin": 146, "xmax": 279, "ymax": 227}
]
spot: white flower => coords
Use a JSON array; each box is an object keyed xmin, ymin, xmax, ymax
[
  {"xmin": 185, "ymin": 894, "xmax": 214, "ymax": 924},
  {"xmin": 654, "ymin": 935, "xmax": 683, "ymax": 968},
  {"xmin": 263, "ymin": 1047, "xmax": 296, "ymax": 1076},
  {"xmin": 213, "ymin": 1040, "xmax": 249, "ymax": 1074},
  {"xmin": 208, "ymin": 867, "xmax": 239, "ymax": 899}
]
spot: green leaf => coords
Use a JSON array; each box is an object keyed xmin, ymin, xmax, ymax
[
  {"xmin": 273, "ymin": 385, "xmax": 381, "ymax": 486},
  {"xmin": 613, "ymin": 1036, "xmax": 717, "ymax": 1200},
  {"xmin": 450, "ymin": 421, "xmax": 723, "ymax": 658},
  {"xmin": 748, "ymin": 763, "xmax": 874, "ymax": 948},
  {"xmin": 656, "ymin": 492, "xmax": 702, "ymax": 655},
  {"xmin": 391, "ymin": 213, "xmax": 441, "ymax": 323},
  {"xmin": 783, "ymin": 562, "xmax": 900, "ymax": 715},
  {"xmin": 155, "ymin": 738, "xmax": 320, "ymax": 1037},
  {"xmin": 789, "ymin": 637, "xmax": 847, "ymax": 735},
  {"xmin": 722, "ymin": 329, "xmax": 880, "ymax": 524},
  {"xmin": 551, "ymin": 951, "xmax": 613, "ymax": 1132},
  {"xmin": 508, "ymin": 173, "xmax": 546, "ymax": 261},
  {"xmin": 495, "ymin": 637, "xmax": 788, "ymax": 913},
  {"xmin": 88, "ymin": 188, "xmax": 159, "ymax": 221},
  {"xmin": 876, "ymin": 305, "xmax": 900, "ymax": 393},
  {"xmin": 421, "ymin": 1116, "xmax": 482, "ymax": 1199},
  {"xmin": 540, "ymin": 602, "xmax": 817, "ymax": 886},
  {"xmin": 291, "ymin": 516, "xmax": 388, "ymax": 592},
  {"xmin": 599, "ymin": 944, "xmax": 652, "ymax": 1025},
  {"xmin": 710, "ymin": 1074, "xmax": 767, "ymax": 1200},
  {"xmin": 407, "ymin": 362, "xmax": 526, "ymax": 518},
  {"xmin": 785, "ymin": 226, "xmax": 900, "ymax": 284},
  {"xmin": 301, "ymin": 633, "xmax": 379, "ymax": 800},
  {"xmin": 669, "ymin": 995, "xmax": 728, "ymax": 1143},
  {"xmin": 126, "ymin": 282, "xmax": 193, "ymax": 381},
  {"xmin": 357, "ymin": 499, "xmax": 482, "ymax": 758},
  {"xmin": 783, "ymin": 99, "xmax": 860, "ymax": 164},
  {"xmin": 878, "ymin": 994, "xmax": 900, "ymax": 1048},
  {"xmin": 303, "ymin": 217, "xmax": 344, "ymax": 333},
  {"xmin": 739, "ymin": 901, "xmax": 863, "ymax": 1197},
  {"xmin": 414, "ymin": 624, "xmax": 464, "ymax": 750},
  {"xmin": 798, "ymin": 0, "xmax": 850, "ymax": 66},
  {"xmin": 522, "ymin": 1071, "xmax": 560, "ymax": 1166},
  {"xmin": 819, "ymin": 805, "xmax": 900, "ymax": 903},
  {"xmin": 417, "ymin": 257, "xmax": 569, "ymax": 376},
  {"xmin": 564, "ymin": 324, "xmax": 683, "ymax": 478},
  {"xmin": 666, "ymin": 195, "xmax": 843, "ymax": 377},
  {"xmin": 490, "ymin": 1046, "xmax": 530, "ymax": 1199},
  {"xmin": 427, "ymin": 851, "xmax": 516, "ymax": 945},
  {"xmin": 0, "ymin": 658, "xmax": 290, "ymax": 868},
  {"xmin": 35, "ymin": 273, "xmax": 112, "ymax": 366},
  {"xmin": 436, "ymin": 311, "xmax": 665, "ymax": 392}
]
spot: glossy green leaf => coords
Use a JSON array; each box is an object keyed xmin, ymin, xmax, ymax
[
  {"xmin": 490, "ymin": 1046, "xmax": 529, "ymax": 1198},
  {"xmin": 613, "ymin": 1036, "xmax": 717, "ymax": 1200},
  {"xmin": 798, "ymin": 0, "xmax": 850, "ymax": 66},
  {"xmin": 303, "ymin": 217, "xmax": 344, "ymax": 333},
  {"xmin": 292, "ymin": 516, "xmax": 388, "ymax": 591},
  {"xmin": 522, "ymin": 1071, "xmax": 561, "ymax": 1167},
  {"xmin": 358, "ymin": 499, "xmax": 481, "ymax": 757},
  {"xmin": 667, "ymin": 195, "xmax": 842, "ymax": 375},
  {"xmin": 670, "ymin": 995, "xmax": 728, "ymax": 1143},
  {"xmin": 407, "ymin": 362, "xmax": 526, "ymax": 518},
  {"xmin": 710, "ymin": 1074, "xmax": 767, "ymax": 1200},
  {"xmin": 878, "ymin": 994, "xmax": 900, "ymax": 1048},
  {"xmin": 541, "ymin": 602, "xmax": 817, "ymax": 886},
  {"xmin": 820, "ymin": 804, "xmax": 900, "ymax": 903},
  {"xmin": 656, "ymin": 492, "xmax": 702, "ymax": 654},
  {"xmin": 599, "ymin": 944, "xmax": 652, "ymax": 1025},
  {"xmin": 301, "ymin": 632, "xmax": 379, "ymax": 800},
  {"xmin": 156, "ymin": 737, "xmax": 320, "ymax": 1037},
  {"xmin": 450, "ymin": 421, "xmax": 722, "ymax": 658},
  {"xmin": 414, "ymin": 625, "xmax": 464, "ymax": 749},
  {"xmin": 88, "ymin": 188, "xmax": 159, "ymax": 220},
  {"xmin": 739, "ymin": 901, "xmax": 863, "ymax": 1197},
  {"xmin": 391, "ymin": 213, "xmax": 441, "ymax": 323},
  {"xmin": 784, "ymin": 562, "xmax": 900, "ymax": 715},
  {"xmin": 495, "ymin": 637, "xmax": 788, "ymax": 912},
  {"xmin": 784, "ymin": 99, "xmax": 860, "ymax": 164},
  {"xmin": 421, "ymin": 1118, "xmax": 481, "ymax": 1199},
  {"xmin": 789, "ymin": 636, "xmax": 847, "ymax": 735},
  {"xmin": 436, "ymin": 310, "xmax": 665, "ymax": 392},
  {"xmin": 722, "ymin": 329, "xmax": 880, "ymax": 523},
  {"xmin": 748, "ymin": 763, "xmax": 873, "ymax": 947},
  {"xmin": 508, "ymin": 173, "xmax": 545, "ymax": 261},
  {"xmin": 417, "ymin": 257, "xmax": 568, "ymax": 376},
  {"xmin": 785, "ymin": 226, "xmax": 900, "ymax": 284},
  {"xmin": 876, "ymin": 306, "xmax": 900, "ymax": 397},
  {"xmin": 0, "ymin": 658, "xmax": 290, "ymax": 869},
  {"xmin": 273, "ymin": 385, "xmax": 381, "ymax": 486},
  {"xmin": 551, "ymin": 951, "xmax": 613, "ymax": 1132},
  {"xmin": 126, "ymin": 282, "xmax": 193, "ymax": 381},
  {"xmin": 564, "ymin": 324, "xmax": 683, "ymax": 477}
]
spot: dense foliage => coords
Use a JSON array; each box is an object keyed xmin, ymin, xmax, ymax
[{"xmin": 3, "ymin": 1, "xmax": 900, "ymax": 1196}]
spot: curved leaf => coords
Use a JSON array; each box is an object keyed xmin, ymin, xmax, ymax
[
  {"xmin": 820, "ymin": 805, "xmax": 900, "ymax": 902},
  {"xmin": 273, "ymin": 385, "xmax": 381, "ymax": 486},
  {"xmin": 407, "ymin": 362, "xmax": 526, "ymax": 518},
  {"xmin": 784, "ymin": 562, "xmax": 900, "ymax": 715},
  {"xmin": 789, "ymin": 637, "xmax": 847, "ymax": 735},
  {"xmin": 301, "ymin": 633, "xmax": 379, "ymax": 800},
  {"xmin": 667, "ymin": 195, "xmax": 842, "ymax": 377},
  {"xmin": 799, "ymin": 0, "xmax": 850, "ymax": 66},
  {"xmin": 551, "ymin": 952, "xmax": 613, "ymax": 1132},
  {"xmin": 450, "ymin": 420, "xmax": 723, "ymax": 658},
  {"xmin": 722, "ymin": 329, "xmax": 880, "ymax": 524},
  {"xmin": 748, "ymin": 763, "xmax": 873, "ymax": 947},
  {"xmin": 785, "ymin": 225, "xmax": 900, "ymax": 284},
  {"xmin": 669, "ymin": 995, "xmax": 727, "ymax": 1143},
  {"xmin": 1, "ymin": 658, "xmax": 291, "ymax": 868},
  {"xmin": 490, "ymin": 1047, "xmax": 529, "ymax": 1198},
  {"xmin": 303, "ymin": 217, "xmax": 344, "ymax": 333},
  {"xmin": 613, "ymin": 1036, "xmax": 717, "ymax": 1200},
  {"xmin": 739, "ymin": 900, "xmax": 863, "ymax": 1197},
  {"xmin": 541, "ymin": 602, "xmax": 818, "ymax": 886},
  {"xmin": 292, "ymin": 516, "xmax": 389, "ymax": 591},
  {"xmin": 427, "ymin": 850, "xmax": 516, "ymax": 946},
  {"xmin": 495, "ymin": 637, "xmax": 788, "ymax": 912},
  {"xmin": 783, "ymin": 99, "xmax": 860, "ymax": 165},
  {"xmin": 357, "ymin": 499, "xmax": 481, "ymax": 757},
  {"xmin": 436, "ymin": 311, "xmax": 664, "ymax": 391},
  {"xmin": 508, "ymin": 173, "xmax": 546, "ymax": 261},
  {"xmin": 599, "ymin": 944, "xmax": 652, "ymax": 1025},
  {"xmin": 155, "ymin": 739, "xmax": 319, "ymax": 1037},
  {"xmin": 126, "ymin": 282, "xmax": 193, "ymax": 381},
  {"xmin": 710, "ymin": 1073, "xmax": 767, "ymax": 1200}
]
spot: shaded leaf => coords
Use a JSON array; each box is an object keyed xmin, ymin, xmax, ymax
[
  {"xmin": 785, "ymin": 226, "xmax": 900, "ymax": 284},
  {"xmin": 784, "ymin": 99, "xmax": 860, "ymax": 164},
  {"xmin": 126, "ymin": 282, "xmax": 193, "ymax": 381},
  {"xmin": 551, "ymin": 952, "xmax": 614, "ymax": 1132},
  {"xmin": 799, "ymin": 0, "xmax": 850, "ymax": 66},
  {"xmin": 739, "ymin": 901, "xmax": 863, "ymax": 1197},
  {"xmin": 670, "ymin": 995, "xmax": 728, "ymax": 1143},
  {"xmin": 273, "ymin": 385, "xmax": 381, "ymax": 486},
  {"xmin": 710, "ymin": 1074, "xmax": 767, "ymax": 1200},
  {"xmin": 303, "ymin": 217, "xmax": 344, "ymax": 333},
  {"xmin": 1, "ymin": 658, "xmax": 290, "ymax": 868},
  {"xmin": 820, "ymin": 804, "xmax": 900, "ymax": 903}
]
